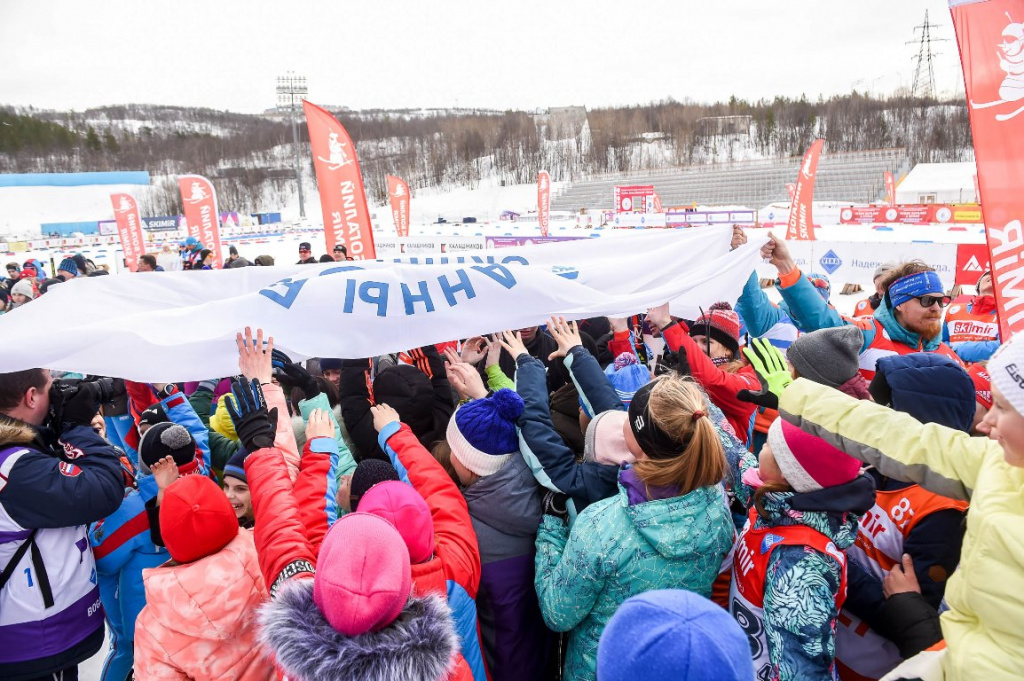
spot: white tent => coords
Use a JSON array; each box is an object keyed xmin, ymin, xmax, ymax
[{"xmin": 895, "ymin": 162, "xmax": 978, "ymax": 204}]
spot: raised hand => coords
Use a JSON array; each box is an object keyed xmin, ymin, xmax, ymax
[
  {"xmin": 459, "ymin": 337, "xmax": 488, "ymax": 365},
  {"xmin": 499, "ymin": 329, "xmax": 529, "ymax": 361},
  {"xmin": 226, "ymin": 378, "xmax": 278, "ymax": 452},
  {"xmin": 236, "ymin": 327, "xmax": 273, "ymax": 384},
  {"xmin": 737, "ymin": 337, "xmax": 793, "ymax": 409},
  {"xmin": 305, "ymin": 408, "xmax": 335, "ymax": 440},
  {"xmin": 370, "ymin": 403, "xmax": 401, "ymax": 432},
  {"xmin": 446, "ymin": 362, "xmax": 488, "ymax": 401},
  {"xmin": 547, "ymin": 316, "xmax": 583, "ymax": 361}
]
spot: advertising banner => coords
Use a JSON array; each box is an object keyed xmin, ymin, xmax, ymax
[
  {"xmin": 839, "ymin": 204, "xmax": 984, "ymax": 225},
  {"xmin": 613, "ymin": 185, "xmax": 655, "ymax": 213},
  {"xmin": 387, "ymin": 175, "xmax": 411, "ymax": 237},
  {"xmin": 304, "ymin": 100, "xmax": 376, "ymax": 259},
  {"xmin": 786, "ymin": 139, "xmax": 824, "ymax": 241},
  {"xmin": 956, "ymin": 242, "xmax": 992, "ymax": 286},
  {"xmin": 110, "ymin": 193, "xmax": 146, "ymax": 272},
  {"xmin": 538, "ymin": 170, "xmax": 551, "ymax": 237},
  {"xmin": 177, "ymin": 175, "xmax": 224, "ymax": 268},
  {"xmin": 952, "ymin": 0, "xmax": 1024, "ymax": 337}
]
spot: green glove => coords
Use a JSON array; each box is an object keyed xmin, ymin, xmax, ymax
[{"xmin": 737, "ymin": 338, "xmax": 793, "ymax": 410}]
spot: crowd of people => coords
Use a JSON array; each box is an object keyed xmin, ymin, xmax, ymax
[{"xmin": 0, "ymin": 226, "xmax": 1018, "ymax": 681}]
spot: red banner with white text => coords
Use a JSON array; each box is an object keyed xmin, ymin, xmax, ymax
[
  {"xmin": 956, "ymin": 243, "xmax": 992, "ymax": 286},
  {"xmin": 387, "ymin": 175, "xmax": 411, "ymax": 238},
  {"xmin": 110, "ymin": 193, "xmax": 146, "ymax": 272},
  {"xmin": 884, "ymin": 171, "xmax": 896, "ymax": 205},
  {"xmin": 613, "ymin": 185, "xmax": 655, "ymax": 213},
  {"xmin": 952, "ymin": 0, "xmax": 1024, "ymax": 337},
  {"xmin": 538, "ymin": 170, "xmax": 551, "ymax": 237},
  {"xmin": 839, "ymin": 204, "xmax": 984, "ymax": 225},
  {"xmin": 304, "ymin": 100, "xmax": 376, "ymax": 260},
  {"xmin": 176, "ymin": 175, "xmax": 224, "ymax": 268},
  {"xmin": 785, "ymin": 139, "xmax": 824, "ymax": 240}
]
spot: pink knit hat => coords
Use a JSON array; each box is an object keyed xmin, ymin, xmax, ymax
[
  {"xmin": 767, "ymin": 419, "xmax": 861, "ymax": 493},
  {"xmin": 313, "ymin": 512, "xmax": 412, "ymax": 637},
  {"xmin": 357, "ymin": 481, "xmax": 435, "ymax": 564},
  {"xmin": 583, "ymin": 411, "xmax": 636, "ymax": 466}
]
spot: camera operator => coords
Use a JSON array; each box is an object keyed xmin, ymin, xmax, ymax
[{"xmin": 0, "ymin": 369, "xmax": 125, "ymax": 681}]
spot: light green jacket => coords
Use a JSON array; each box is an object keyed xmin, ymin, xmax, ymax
[{"xmin": 780, "ymin": 379, "xmax": 1024, "ymax": 681}]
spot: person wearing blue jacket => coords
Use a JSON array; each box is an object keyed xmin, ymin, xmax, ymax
[{"xmin": 0, "ymin": 370, "xmax": 124, "ymax": 681}]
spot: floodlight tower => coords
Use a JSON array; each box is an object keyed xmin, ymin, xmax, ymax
[
  {"xmin": 906, "ymin": 10, "xmax": 948, "ymax": 99},
  {"xmin": 277, "ymin": 73, "xmax": 308, "ymax": 219}
]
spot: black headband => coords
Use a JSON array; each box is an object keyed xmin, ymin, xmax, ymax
[{"xmin": 627, "ymin": 381, "xmax": 687, "ymax": 460}]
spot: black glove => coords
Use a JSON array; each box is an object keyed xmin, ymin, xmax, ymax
[
  {"xmin": 271, "ymin": 349, "xmax": 320, "ymax": 399},
  {"xmin": 50, "ymin": 379, "xmax": 102, "ymax": 428},
  {"xmin": 543, "ymin": 491, "xmax": 569, "ymax": 521},
  {"xmin": 226, "ymin": 378, "xmax": 279, "ymax": 452}
]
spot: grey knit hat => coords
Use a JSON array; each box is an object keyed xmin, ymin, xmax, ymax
[{"xmin": 787, "ymin": 326, "xmax": 863, "ymax": 388}]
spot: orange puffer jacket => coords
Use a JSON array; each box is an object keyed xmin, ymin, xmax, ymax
[{"xmin": 133, "ymin": 531, "xmax": 274, "ymax": 680}]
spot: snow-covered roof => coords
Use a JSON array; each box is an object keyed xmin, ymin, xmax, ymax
[{"xmin": 896, "ymin": 162, "xmax": 977, "ymax": 202}]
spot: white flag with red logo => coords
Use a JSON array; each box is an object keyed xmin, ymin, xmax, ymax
[
  {"xmin": 110, "ymin": 193, "xmax": 146, "ymax": 272},
  {"xmin": 785, "ymin": 139, "xmax": 824, "ymax": 241},
  {"xmin": 538, "ymin": 170, "xmax": 551, "ymax": 237},
  {"xmin": 304, "ymin": 101, "xmax": 376, "ymax": 260},
  {"xmin": 387, "ymin": 175, "xmax": 411, "ymax": 238},
  {"xmin": 884, "ymin": 171, "xmax": 896, "ymax": 205},
  {"xmin": 176, "ymin": 175, "xmax": 224, "ymax": 268},
  {"xmin": 951, "ymin": 0, "xmax": 1024, "ymax": 338}
]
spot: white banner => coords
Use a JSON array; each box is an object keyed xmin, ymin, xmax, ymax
[{"xmin": 0, "ymin": 229, "xmax": 766, "ymax": 382}]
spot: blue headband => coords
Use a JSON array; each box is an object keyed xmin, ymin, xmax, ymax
[{"xmin": 888, "ymin": 271, "xmax": 944, "ymax": 308}]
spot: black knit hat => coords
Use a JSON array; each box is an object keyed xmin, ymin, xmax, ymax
[
  {"xmin": 350, "ymin": 459, "xmax": 399, "ymax": 510},
  {"xmin": 138, "ymin": 403, "xmax": 169, "ymax": 429},
  {"xmin": 139, "ymin": 422, "xmax": 198, "ymax": 476}
]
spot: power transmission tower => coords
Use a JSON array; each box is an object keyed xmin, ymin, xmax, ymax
[
  {"xmin": 906, "ymin": 9, "xmax": 948, "ymax": 99},
  {"xmin": 277, "ymin": 73, "xmax": 308, "ymax": 219}
]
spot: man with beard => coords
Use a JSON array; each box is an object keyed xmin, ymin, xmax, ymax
[
  {"xmin": 761, "ymin": 235, "xmax": 961, "ymax": 380},
  {"xmin": 943, "ymin": 270, "xmax": 1000, "ymax": 363}
]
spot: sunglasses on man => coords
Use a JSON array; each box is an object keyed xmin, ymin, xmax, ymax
[{"xmin": 917, "ymin": 294, "xmax": 951, "ymax": 308}]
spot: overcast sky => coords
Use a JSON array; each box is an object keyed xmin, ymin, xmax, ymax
[{"xmin": 1, "ymin": 0, "xmax": 963, "ymax": 114}]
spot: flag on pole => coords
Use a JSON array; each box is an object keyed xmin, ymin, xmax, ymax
[
  {"xmin": 304, "ymin": 100, "xmax": 376, "ymax": 260},
  {"xmin": 387, "ymin": 175, "xmax": 411, "ymax": 237},
  {"xmin": 177, "ymin": 175, "xmax": 224, "ymax": 268},
  {"xmin": 785, "ymin": 139, "xmax": 824, "ymax": 241},
  {"xmin": 110, "ymin": 193, "xmax": 146, "ymax": 272},
  {"xmin": 951, "ymin": 0, "xmax": 1024, "ymax": 338},
  {"xmin": 884, "ymin": 170, "xmax": 896, "ymax": 205},
  {"xmin": 538, "ymin": 170, "xmax": 551, "ymax": 237}
]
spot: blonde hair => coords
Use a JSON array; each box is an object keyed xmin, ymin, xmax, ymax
[
  {"xmin": 632, "ymin": 373, "xmax": 727, "ymax": 495},
  {"xmin": 430, "ymin": 440, "xmax": 461, "ymax": 487}
]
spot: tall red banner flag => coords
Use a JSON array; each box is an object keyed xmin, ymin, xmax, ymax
[
  {"xmin": 538, "ymin": 170, "xmax": 551, "ymax": 237},
  {"xmin": 177, "ymin": 175, "xmax": 224, "ymax": 268},
  {"xmin": 884, "ymin": 171, "xmax": 896, "ymax": 205},
  {"xmin": 304, "ymin": 100, "xmax": 376, "ymax": 260},
  {"xmin": 387, "ymin": 175, "xmax": 411, "ymax": 237},
  {"xmin": 785, "ymin": 139, "xmax": 824, "ymax": 241},
  {"xmin": 951, "ymin": 0, "xmax": 1024, "ymax": 338},
  {"xmin": 110, "ymin": 193, "xmax": 146, "ymax": 272}
]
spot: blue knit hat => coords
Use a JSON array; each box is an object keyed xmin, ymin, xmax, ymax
[
  {"xmin": 598, "ymin": 590, "xmax": 754, "ymax": 681},
  {"xmin": 222, "ymin": 449, "xmax": 247, "ymax": 484},
  {"xmin": 446, "ymin": 388, "xmax": 524, "ymax": 477},
  {"xmin": 58, "ymin": 258, "xmax": 78, "ymax": 277},
  {"xmin": 604, "ymin": 353, "xmax": 651, "ymax": 409}
]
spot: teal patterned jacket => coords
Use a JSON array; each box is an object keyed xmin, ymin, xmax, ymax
[
  {"xmin": 736, "ymin": 453, "xmax": 873, "ymax": 681},
  {"xmin": 534, "ymin": 476, "xmax": 734, "ymax": 681}
]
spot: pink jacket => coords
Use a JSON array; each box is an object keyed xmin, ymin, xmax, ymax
[{"xmin": 134, "ymin": 531, "xmax": 274, "ymax": 680}]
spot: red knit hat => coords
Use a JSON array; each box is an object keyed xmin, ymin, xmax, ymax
[
  {"xmin": 313, "ymin": 513, "xmax": 412, "ymax": 637},
  {"xmin": 690, "ymin": 302, "xmax": 742, "ymax": 356},
  {"xmin": 968, "ymin": 364, "xmax": 993, "ymax": 410},
  {"xmin": 357, "ymin": 481, "xmax": 435, "ymax": 564},
  {"xmin": 159, "ymin": 475, "xmax": 239, "ymax": 564},
  {"xmin": 767, "ymin": 419, "xmax": 861, "ymax": 493}
]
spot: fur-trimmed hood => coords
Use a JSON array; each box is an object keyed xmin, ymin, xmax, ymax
[
  {"xmin": 258, "ymin": 578, "xmax": 458, "ymax": 681},
  {"xmin": 0, "ymin": 413, "xmax": 38, "ymax": 447}
]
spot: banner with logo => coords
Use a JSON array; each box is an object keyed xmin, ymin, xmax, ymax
[
  {"xmin": 652, "ymin": 192, "xmax": 663, "ymax": 214},
  {"xmin": 304, "ymin": 100, "xmax": 376, "ymax": 260},
  {"xmin": 538, "ymin": 170, "xmax": 551, "ymax": 237},
  {"xmin": 952, "ymin": 0, "xmax": 1024, "ymax": 338},
  {"xmin": 386, "ymin": 175, "xmax": 411, "ymax": 238},
  {"xmin": 110, "ymin": 193, "xmax": 146, "ymax": 272},
  {"xmin": 614, "ymin": 185, "xmax": 655, "ymax": 213},
  {"xmin": 176, "ymin": 175, "xmax": 224, "ymax": 268},
  {"xmin": 0, "ymin": 229, "xmax": 764, "ymax": 381},
  {"xmin": 786, "ymin": 139, "xmax": 824, "ymax": 241},
  {"xmin": 956, "ymin": 243, "xmax": 992, "ymax": 286},
  {"xmin": 884, "ymin": 171, "xmax": 896, "ymax": 205},
  {"xmin": 839, "ymin": 204, "xmax": 983, "ymax": 225}
]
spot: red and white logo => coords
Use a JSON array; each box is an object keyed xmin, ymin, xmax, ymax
[
  {"xmin": 62, "ymin": 441, "xmax": 85, "ymax": 460},
  {"xmin": 969, "ymin": 14, "xmax": 1024, "ymax": 121},
  {"xmin": 183, "ymin": 180, "xmax": 210, "ymax": 204},
  {"xmin": 59, "ymin": 461, "xmax": 82, "ymax": 477},
  {"xmin": 318, "ymin": 132, "xmax": 354, "ymax": 170},
  {"xmin": 964, "ymin": 255, "xmax": 984, "ymax": 272}
]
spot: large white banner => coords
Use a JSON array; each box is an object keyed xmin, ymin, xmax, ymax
[{"xmin": 0, "ymin": 228, "xmax": 766, "ymax": 382}]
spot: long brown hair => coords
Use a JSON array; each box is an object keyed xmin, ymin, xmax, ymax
[
  {"xmin": 632, "ymin": 374, "xmax": 727, "ymax": 495},
  {"xmin": 753, "ymin": 480, "xmax": 794, "ymax": 520}
]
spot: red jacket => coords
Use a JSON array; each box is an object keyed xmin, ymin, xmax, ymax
[
  {"xmin": 661, "ymin": 323, "xmax": 758, "ymax": 443},
  {"xmin": 380, "ymin": 423, "xmax": 485, "ymax": 681}
]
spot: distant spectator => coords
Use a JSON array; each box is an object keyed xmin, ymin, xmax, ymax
[
  {"xmin": 137, "ymin": 255, "xmax": 159, "ymax": 272},
  {"xmin": 254, "ymin": 255, "xmax": 275, "ymax": 266},
  {"xmin": 332, "ymin": 244, "xmax": 352, "ymax": 261},
  {"xmin": 296, "ymin": 242, "xmax": 317, "ymax": 265}
]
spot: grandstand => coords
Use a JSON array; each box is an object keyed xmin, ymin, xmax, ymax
[{"xmin": 550, "ymin": 148, "xmax": 909, "ymax": 211}]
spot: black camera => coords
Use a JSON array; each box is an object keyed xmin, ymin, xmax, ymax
[{"xmin": 48, "ymin": 376, "xmax": 125, "ymax": 429}]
